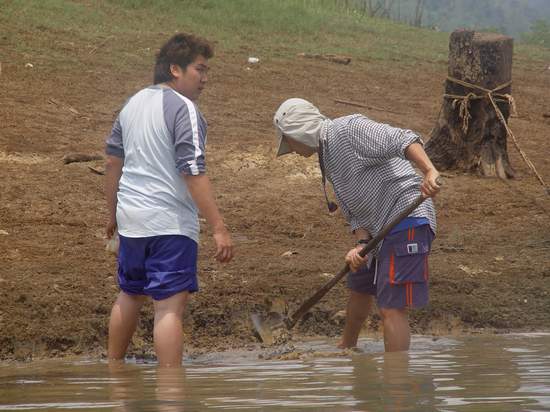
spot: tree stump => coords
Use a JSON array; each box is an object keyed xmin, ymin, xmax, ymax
[{"xmin": 425, "ymin": 30, "xmax": 515, "ymax": 178}]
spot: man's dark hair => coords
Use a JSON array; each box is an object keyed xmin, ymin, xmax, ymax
[{"xmin": 153, "ymin": 33, "xmax": 214, "ymax": 84}]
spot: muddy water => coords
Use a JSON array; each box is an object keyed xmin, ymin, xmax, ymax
[{"xmin": 0, "ymin": 333, "xmax": 549, "ymax": 411}]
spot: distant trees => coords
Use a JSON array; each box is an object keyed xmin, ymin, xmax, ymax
[
  {"xmin": 364, "ymin": 0, "xmax": 396, "ymax": 18},
  {"xmin": 522, "ymin": 20, "xmax": 550, "ymax": 47},
  {"xmin": 332, "ymin": 0, "xmax": 550, "ymax": 40},
  {"xmin": 412, "ymin": 0, "xmax": 425, "ymax": 27}
]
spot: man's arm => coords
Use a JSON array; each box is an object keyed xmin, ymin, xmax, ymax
[
  {"xmin": 350, "ymin": 117, "xmax": 420, "ymax": 165},
  {"xmin": 183, "ymin": 174, "xmax": 234, "ymax": 263},
  {"xmin": 345, "ymin": 227, "xmax": 372, "ymax": 271},
  {"xmin": 405, "ymin": 142, "xmax": 441, "ymax": 198},
  {"xmin": 105, "ymin": 155, "xmax": 123, "ymax": 238}
]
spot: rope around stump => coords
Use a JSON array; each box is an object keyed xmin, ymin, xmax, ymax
[{"xmin": 444, "ymin": 76, "xmax": 548, "ymax": 193}]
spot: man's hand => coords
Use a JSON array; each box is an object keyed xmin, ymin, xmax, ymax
[
  {"xmin": 405, "ymin": 142, "xmax": 441, "ymax": 198},
  {"xmin": 421, "ymin": 168, "xmax": 441, "ymax": 198},
  {"xmin": 105, "ymin": 155, "xmax": 123, "ymax": 239},
  {"xmin": 106, "ymin": 219, "xmax": 117, "ymax": 239},
  {"xmin": 213, "ymin": 226, "xmax": 234, "ymax": 263},
  {"xmin": 184, "ymin": 174, "xmax": 234, "ymax": 264},
  {"xmin": 345, "ymin": 245, "xmax": 367, "ymax": 272}
]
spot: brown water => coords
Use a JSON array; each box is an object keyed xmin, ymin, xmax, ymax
[{"xmin": 1, "ymin": 333, "xmax": 549, "ymax": 411}]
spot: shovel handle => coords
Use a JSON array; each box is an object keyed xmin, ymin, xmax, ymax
[{"xmin": 285, "ymin": 184, "xmax": 440, "ymax": 330}]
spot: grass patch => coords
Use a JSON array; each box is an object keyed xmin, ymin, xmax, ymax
[{"xmin": 2, "ymin": 0, "xmax": 549, "ymax": 69}]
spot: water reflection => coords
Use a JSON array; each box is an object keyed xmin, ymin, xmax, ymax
[
  {"xmin": 349, "ymin": 351, "xmax": 436, "ymax": 411},
  {"xmin": 108, "ymin": 363, "xmax": 187, "ymax": 411},
  {"xmin": 107, "ymin": 362, "xmax": 143, "ymax": 410},
  {"xmin": 434, "ymin": 336, "xmax": 525, "ymax": 411},
  {"xmin": 0, "ymin": 334, "xmax": 549, "ymax": 411},
  {"xmin": 155, "ymin": 367, "xmax": 186, "ymax": 412}
]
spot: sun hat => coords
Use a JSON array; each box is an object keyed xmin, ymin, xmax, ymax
[
  {"xmin": 273, "ymin": 98, "xmax": 338, "ymax": 212},
  {"xmin": 273, "ymin": 98, "xmax": 326, "ymax": 156}
]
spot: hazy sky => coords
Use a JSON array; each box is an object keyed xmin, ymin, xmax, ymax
[{"xmin": 418, "ymin": 0, "xmax": 550, "ymax": 36}]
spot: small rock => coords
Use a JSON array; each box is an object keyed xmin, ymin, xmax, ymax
[
  {"xmin": 458, "ymin": 264, "xmax": 486, "ymax": 276},
  {"xmin": 281, "ymin": 250, "xmax": 297, "ymax": 257},
  {"xmin": 25, "ymin": 63, "xmax": 34, "ymax": 68},
  {"xmin": 0, "ymin": 230, "xmax": 8, "ymax": 235},
  {"xmin": 332, "ymin": 310, "xmax": 346, "ymax": 321}
]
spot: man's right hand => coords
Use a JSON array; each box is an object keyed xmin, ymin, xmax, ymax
[
  {"xmin": 183, "ymin": 174, "xmax": 234, "ymax": 264},
  {"xmin": 345, "ymin": 246, "xmax": 367, "ymax": 272},
  {"xmin": 213, "ymin": 227, "xmax": 234, "ymax": 263},
  {"xmin": 106, "ymin": 218, "xmax": 117, "ymax": 239}
]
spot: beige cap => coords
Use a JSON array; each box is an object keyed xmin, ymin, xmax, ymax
[{"xmin": 273, "ymin": 98, "xmax": 326, "ymax": 156}]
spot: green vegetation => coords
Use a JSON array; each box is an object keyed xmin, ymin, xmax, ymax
[
  {"xmin": 523, "ymin": 20, "xmax": 550, "ymax": 48},
  {"xmin": 2, "ymin": 0, "xmax": 549, "ymax": 68}
]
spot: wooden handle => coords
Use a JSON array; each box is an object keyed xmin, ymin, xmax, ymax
[{"xmin": 285, "ymin": 179, "xmax": 442, "ymax": 330}]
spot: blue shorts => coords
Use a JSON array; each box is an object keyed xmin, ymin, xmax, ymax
[
  {"xmin": 347, "ymin": 224, "xmax": 434, "ymax": 309},
  {"xmin": 117, "ymin": 234, "xmax": 198, "ymax": 300}
]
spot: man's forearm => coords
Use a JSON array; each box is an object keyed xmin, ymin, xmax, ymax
[
  {"xmin": 183, "ymin": 174, "xmax": 226, "ymax": 232},
  {"xmin": 405, "ymin": 142, "xmax": 437, "ymax": 174},
  {"xmin": 105, "ymin": 156, "xmax": 123, "ymax": 221}
]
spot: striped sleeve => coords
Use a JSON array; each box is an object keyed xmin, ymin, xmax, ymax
[
  {"xmin": 105, "ymin": 115, "xmax": 124, "ymax": 158},
  {"xmin": 348, "ymin": 116, "xmax": 421, "ymax": 166},
  {"xmin": 164, "ymin": 90, "xmax": 206, "ymax": 175}
]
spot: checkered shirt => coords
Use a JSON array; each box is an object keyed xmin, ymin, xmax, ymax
[{"xmin": 320, "ymin": 114, "xmax": 436, "ymax": 241}]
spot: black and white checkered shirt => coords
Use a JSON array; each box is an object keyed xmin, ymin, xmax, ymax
[{"xmin": 320, "ymin": 114, "xmax": 436, "ymax": 240}]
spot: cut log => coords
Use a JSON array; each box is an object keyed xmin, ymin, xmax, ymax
[{"xmin": 426, "ymin": 30, "xmax": 515, "ymax": 179}]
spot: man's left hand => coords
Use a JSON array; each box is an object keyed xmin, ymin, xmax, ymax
[{"xmin": 421, "ymin": 169, "xmax": 441, "ymax": 198}]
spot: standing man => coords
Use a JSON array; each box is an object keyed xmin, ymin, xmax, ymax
[
  {"xmin": 105, "ymin": 33, "xmax": 234, "ymax": 367},
  {"xmin": 273, "ymin": 98, "xmax": 439, "ymax": 352}
]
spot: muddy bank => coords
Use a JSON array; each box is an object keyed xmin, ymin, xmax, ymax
[{"xmin": 1, "ymin": 20, "xmax": 550, "ymax": 362}]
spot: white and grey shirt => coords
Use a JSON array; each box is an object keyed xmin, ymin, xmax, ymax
[
  {"xmin": 105, "ymin": 85, "xmax": 207, "ymax": 242},
  {"xmin": 320, "ymin": 114, "xmax": 436, "ymax": 241}
]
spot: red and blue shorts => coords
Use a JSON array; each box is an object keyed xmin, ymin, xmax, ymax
[
  {"xmin": 117, "ymin": 234, "xmax": 198, "ymax": 300},
  {"xmin": 347, "ymin": 224, "xmax": 434, "ymax": 309}
]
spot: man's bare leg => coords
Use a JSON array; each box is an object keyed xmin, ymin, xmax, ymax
[
  {"xmin": 338, "ymin": 291, "xmax": 373, "ymax": 349},
  {"xmin": 108, "ymin": 292, "xmax": 146, "ymax": 361},
  {"xmin": 379, "ymin": 308, "xmax": 410, "ymax": 352},
  {"xmin": 153, "ymin": 291, "xmax": 189, "ymax": 367}
]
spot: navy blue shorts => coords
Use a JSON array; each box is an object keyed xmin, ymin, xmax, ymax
[
  {"xmin": 117, "ymin": 234, "xmax": 198, "ymax": 300},
  {"xmin": 347, "ymin": 224, "xmax": 434, "ymax": 309}
]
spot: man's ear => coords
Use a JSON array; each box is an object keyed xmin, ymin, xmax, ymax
[{"xmin": 169, "ymin": 64, "xmax": 182, "ymax": 79}]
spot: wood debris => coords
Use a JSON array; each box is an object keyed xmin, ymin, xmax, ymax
[
  {"xmin": 48, "ymin": 98, "xmax": 82, "ymax": 116},
  {"xmin": 63, "ymin": 153, "xmax": 104, "ymax": 164},
  {"xmin": 88, "ymin": 166, "xmax": 105, "ymax": 175},
  {"xmin": 334, "ymin": 98, "xmax": 404, "ymax": 115},
  {"xmin": 298, "ymin": 53, "xmax": 351, "ymax": 65}
]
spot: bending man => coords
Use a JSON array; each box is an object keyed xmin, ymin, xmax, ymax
[{"xmin": 273, "ymin": 98, "xmax": 439, "ymax": 352}]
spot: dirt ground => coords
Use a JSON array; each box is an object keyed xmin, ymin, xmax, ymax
[{"xmin": 1, "ymin": 25, "xmax": 549, "ymax": 361}]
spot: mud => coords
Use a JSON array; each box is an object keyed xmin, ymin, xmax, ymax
[{"xmin": 1, "ymin": 23, "xmax": 550, "ymax": 361}]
